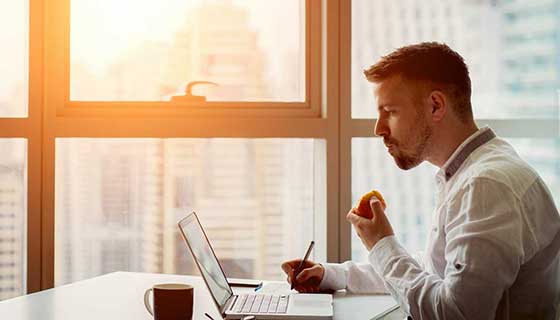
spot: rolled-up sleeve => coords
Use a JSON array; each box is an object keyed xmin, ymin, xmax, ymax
[{"xmin": 369, "ymin": 178, "xmax": 526, "ymax": 319}]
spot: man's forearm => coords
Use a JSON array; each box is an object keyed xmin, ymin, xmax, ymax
[{"xmin": 319, "ymin": 261, "xmax": 388, "ymax": 294}]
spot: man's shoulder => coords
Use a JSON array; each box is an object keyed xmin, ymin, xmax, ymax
[{"xmin": 459, "ymin": 137, "xmax": 540, "ymax": 196}]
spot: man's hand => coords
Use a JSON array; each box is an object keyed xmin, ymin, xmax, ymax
[
  {"xmin": 281, "ymin": 259, "xmax": 325, "ymax": 293},
  {"xmin": 347, "ymin": 196, "xmax": 394, "ymax": 251}
]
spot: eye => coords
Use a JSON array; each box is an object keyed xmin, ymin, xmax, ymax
[{"xmin": 378, "ymin": 106, "xmax": 396, "ymax": 116}]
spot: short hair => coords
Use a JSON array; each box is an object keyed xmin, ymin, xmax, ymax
[{"xmin": 364, "ymin": 42, "xmax": 473, "ymax": 122}]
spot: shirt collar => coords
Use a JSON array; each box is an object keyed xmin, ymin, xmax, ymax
[{"xmin": 437, "ymin": 126, "xmax": 496, "ymax": 182}]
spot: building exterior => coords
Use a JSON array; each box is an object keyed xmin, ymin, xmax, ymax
[
  {"xmin": 163, "ymin": 1, "xmax": 268, "ymax": 101},
  {"xmin": 55, "ymin": 140, "xmax": 164, "ymax": 285},
  {"xmin": 0, "ymin": 140, "xmax": 26, "ymax": 300}
]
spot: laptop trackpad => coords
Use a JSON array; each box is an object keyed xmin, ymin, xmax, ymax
[{"xmin": 288, "ymin": 294, "xmax": 333, "ymax": 316}]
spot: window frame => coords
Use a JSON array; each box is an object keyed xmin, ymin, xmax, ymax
[{"xmin": 50, "ymin": 0, "xmax": 323, "ymax": 118}]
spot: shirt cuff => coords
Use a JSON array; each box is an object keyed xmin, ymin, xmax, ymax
[
  {"xmin": 368, "ymin": 235, "xmax": 408, "ymax": 276},
  {"xmin": 318, "ymin": 263, "xmax": 347, "ymax": 291}
]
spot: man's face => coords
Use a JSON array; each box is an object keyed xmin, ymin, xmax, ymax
[{"xmin": 373, "ymin": 75, "xmax": 433, "ymax": 170}]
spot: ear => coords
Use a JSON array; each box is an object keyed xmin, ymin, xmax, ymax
[{"xmin": 428, "ymin": 90, "xmax": 447, "ymax": 122}]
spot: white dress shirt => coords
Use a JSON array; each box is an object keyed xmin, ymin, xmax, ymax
[{"xmin": 320, "ymin": 127, "xmax": 560, "ymax": 319}]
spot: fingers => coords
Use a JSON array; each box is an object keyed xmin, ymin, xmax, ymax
[
  {"xmin": 281, "ymin": 259, "xmax": 316, "ymax": 272},
  {"xmin": 282, "ymin": 262, "xmax": 297, "ymax": 286},
  {"xmin": 369, "ymin": 197, "xmax": 389, "ymax": 223},
  {"xmin": 346, "ymin": 208, "xmax": 356, "ymax": 222},
  {"xmin": 282, "ymin": 259, "xmax": 321, "ymax": 289},
  {"xmin": 294, "ymin": 283, "xmax": 319, "ymax": 293},
  {"xmin": 281, "ymin": 261, "xmax": 291, "ymax": 274},
  {"xmin": 346, "ymin": 209, "xmax": 367, "ymax": 225},
  {"xmin": 290, "ymin": 265, "xmax": 322, "ymax": 293},
  {"xmin": 369, "ymin": 196, "xmax": 383, "ymax": 212},
  {"xmin": 295, "ymin": 265, "xmax": 318, "ymax": 283},
  {"xmin": 369, "ymin": 195, "xmax": 386, "ymax": 209},
  {"xmin": 295, "ymin": 285, "xmax": 319, "ymax": 294},
  {"xmin": 282, "ymin": 261, "xmax": 308, "ymax": 287},
  {"xmin": 286, "ymin": 271, "xmax": 294, "ymax": 286},
  {"xmin": 281, "ymin": 259, "xmax": 301, "ymax": 274}
]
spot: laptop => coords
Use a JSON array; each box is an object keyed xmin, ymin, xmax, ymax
[{"xmin": 178, "ymin": 212, "xmax": 334, "ymax": 320}]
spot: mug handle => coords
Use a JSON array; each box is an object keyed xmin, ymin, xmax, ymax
[{"xmin": 144, "ymin": 288, "xmax": 154, "ymax": 316}]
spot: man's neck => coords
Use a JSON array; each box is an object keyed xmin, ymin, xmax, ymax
[{"xmin": 427, "ymin": 122, "xmax": 479, "ymax": 168}]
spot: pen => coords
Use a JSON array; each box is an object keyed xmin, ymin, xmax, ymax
[
  {"xmin": 254, "ymin": 282, "xmax": 264, "ymax": 292},
  {"xmin": 204, "ymin": 313, "xmax": 215, "ymax": 320},
  {"xmin": 291, "ymin": 240, "xmax": 315, "ymax": 290}
]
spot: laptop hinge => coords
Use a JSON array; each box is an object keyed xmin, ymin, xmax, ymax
[{"xmin": 225, "ymin": 294, "xmax": 238, "ymax": 312}]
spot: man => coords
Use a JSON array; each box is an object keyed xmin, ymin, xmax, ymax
[{"xmin": 282, "ymin": 42, "xmax": 560, "ymax": 319}]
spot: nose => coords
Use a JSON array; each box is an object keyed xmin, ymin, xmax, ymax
[{"xmin": 374, "ymin": 116, "xmax": 389, "ymax": 138}]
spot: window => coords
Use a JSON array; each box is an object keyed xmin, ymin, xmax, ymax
[
  {"xmin": 55, "ymin": 138, "xmax": 321, "ymax": 284},
  {"xmin": 70, "ymin": 0, "xmax": 305, "ymax": 103},
  {"xmin": 349, "ymin": 0, "xmax": 560, "ymax": 261}
]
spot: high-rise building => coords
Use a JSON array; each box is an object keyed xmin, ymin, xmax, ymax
[
  {"xmin": 498, "ymin": 0, "xmax": 560, "ymax": 117},
  {"xmin": 498, "ymin": 0, "xmax": 560, "ymax": 205},
  {"xmin": 55, "ymin": 140, "xmax": 164, "ymax": 285},
  {"xmin": 0, "ymin": 140, "xmax": 26, "ymax": 300},
  {"xmin": 352, "ymin": 0, "xmax": 501, "ymax": 119},
  {"xmin": 163, "ymin": 1, "xmax": 267, "ymax": 101}
]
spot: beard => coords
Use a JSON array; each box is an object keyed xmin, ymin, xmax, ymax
[{"xmin": 385, "ymin": 114, "xmax": 433, "ymax": 170}]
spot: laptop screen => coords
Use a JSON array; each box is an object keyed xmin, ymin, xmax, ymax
[{"xmin": 178, "ymin": 213, "xmax": 233, "ymax": 309}]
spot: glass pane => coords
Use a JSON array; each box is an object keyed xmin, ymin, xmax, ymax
[
  {"xmin": 351, "ymin": 137, "xmax": 560, "ymax": 262},
  {"xmin": 55, "ymin": 138, "xmax": 319, "ymax": 285},
  {"xmin": 0, "ymin": 0, "xmax": 28, "ymax": 117},
  {"xmin": 352, "ymin": 1, "xmax": 560, "ymax": 119},
  {"xmin": 351, "ymin": 138, "xmax": 437, "ymax": 262},
  {"xmin": 0, "ymin": 139, "xmax": 27, "ymax": 300},
  {"xmin": 71, "ymin": 0, "xmax": 305, "ymax": 102}
]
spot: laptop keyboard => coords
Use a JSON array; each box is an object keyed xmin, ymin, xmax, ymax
[{"xmin": 233, "ymin": 294, "xmax": 289, "ymax": 314}]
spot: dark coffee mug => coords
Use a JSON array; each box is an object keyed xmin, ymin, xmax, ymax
[{"xmin": 144, "ymin": 283, "xmax": 194, "ymax": 320}]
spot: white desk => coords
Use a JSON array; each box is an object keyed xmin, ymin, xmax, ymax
[{"xmin": 0, "ymin": 272, "xmax": 403, "ymax": 320}]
